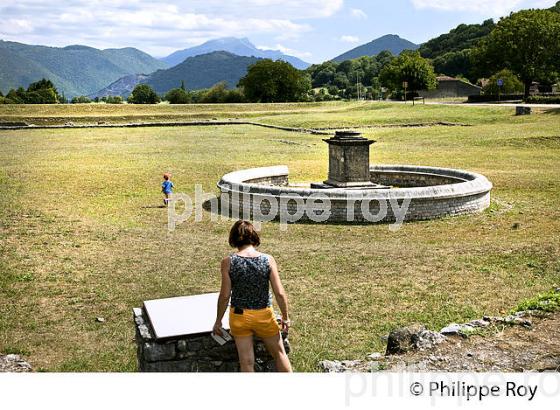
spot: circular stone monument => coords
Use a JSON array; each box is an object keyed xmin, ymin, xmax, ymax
[{"xmin": 217, "ymin": 131, "xmax": 492, "ymax": 224}]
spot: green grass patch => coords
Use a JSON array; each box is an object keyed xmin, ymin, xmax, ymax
[{"xmin": 513, "ymin": 290, "xmax": 560, "ymax": 313}]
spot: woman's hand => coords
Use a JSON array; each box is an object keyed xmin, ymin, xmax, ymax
[
  {"xmin": 212, "ymin": 321, "xmax": 223, "ymax": 337},
  {"xmin": 281, "ymin": 318, "xmax": 291, "ymax": 334}
]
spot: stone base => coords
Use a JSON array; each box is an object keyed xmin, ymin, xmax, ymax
[
  {"xmin": 133, "ymin": 307, "xmax": 290, "ymax": 372},
  {"xmin": 310, "ymin": 181, "xmax": 390, "ymax": 190},
  {"xmin": 322, "ymin": 179, "xmax": 377, "ymax": 188}
]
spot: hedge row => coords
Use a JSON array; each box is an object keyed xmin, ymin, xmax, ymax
[
  {"xmin": 524, "ymin": 96, "xmax": 560, "ymax": 104},
  {"xmin": 467, "ymin": 94, "xmax": 524, "ymax": 103}
]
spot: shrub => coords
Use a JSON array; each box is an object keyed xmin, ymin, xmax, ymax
[
  {"xmin": 23, "ymin": 88, "xmax": 59, "ymax": 104},
  {"xmin": 524, "ymin": 95, "xmax": 560, "ymax": 104},
  {"xmin": 165, "ymin": 88, "xmax": 191, "ymax": 104},
  {"xmin": 72, "ymin": 96, "xmax": 92, "ymax": 104},
  {"xmin": 483, "ymin": 69, "xmax": 524, "ymax": 95},
  {"xmin": 467, "ymin": 94, "xmax": 523, "ymax": 103},
  {"xmin": 128, "ymin": 84, "xmax": 160, "ymax": 104},
  {"xmin": 102, "ymin": 95, "xmax": 123, "ymax": 104}
]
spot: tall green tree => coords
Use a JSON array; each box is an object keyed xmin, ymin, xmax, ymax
[
  {"xmin": 238, "ymin": 60, "xmax": 311, "ymax": 103},
  {"xmin": 379, "ymin": 51, "xmax": 437, "ymax": 96},
  {"xmin": 26, "ymin": 78, "xmax": 62, "ymax": 103},
  {"xmin": 128, "ymin": 84, "xmax": 160, "ymax": 104},
  {"xmin": 473, "ymin": 9, "xmax": 560, "ymax": 97}
]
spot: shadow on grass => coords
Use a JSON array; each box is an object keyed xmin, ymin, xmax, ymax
[
  {"xmin": 141, "ymin": 204, "xmax": 166, "ymax": 209},
  {"xmin": 542, "ymin": 107, "xmax": 560, "ymax": 115}
]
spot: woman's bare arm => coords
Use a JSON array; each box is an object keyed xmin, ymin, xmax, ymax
[
  {"xmin": 213, "ymin": 256, "xmax": 232, "ymax": 336},
  {"xmin": 268, "ymin": 255, "xmax": 289, "ymax": 323}
]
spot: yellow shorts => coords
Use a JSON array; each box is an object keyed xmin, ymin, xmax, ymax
[{"xmin": 228, "ymin": 306, "xmax": 281, "ymax": 338}]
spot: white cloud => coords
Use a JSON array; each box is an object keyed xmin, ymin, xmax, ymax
[
  {"xmin": 340, "ymin": 35, "xmax": 360, "ymax": 43},
  {"xmin": 410, "ymin": 0, "xmax": 557, "ymax": 16},
  {"xmin": 3, "ymin": 19, "xmax": 34, "ymax": 35},
  {"xmin": 0, "ymin": 0, "xmax": 340, "ymax": 55},
  {"xmin": 202, "ymin": 0, "xmax": 345, "ymax": 19},
  {"xmin": 350, "ymin": 8, "xmax": 368, "ymax": 19}
]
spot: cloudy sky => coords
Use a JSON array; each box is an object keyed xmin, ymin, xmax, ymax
[{"xmin": 0, "ymin": 0, "xmax": 556, "ymax": 63}]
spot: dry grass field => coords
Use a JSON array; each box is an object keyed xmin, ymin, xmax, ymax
[{"xmin": 1, "ymin": 102, "xmax": 559, "ymax": 371}]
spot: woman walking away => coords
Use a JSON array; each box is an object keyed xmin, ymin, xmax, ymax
[{"xmin": 213, "ymin": 220, "xmax": 292, "ymax": 372}]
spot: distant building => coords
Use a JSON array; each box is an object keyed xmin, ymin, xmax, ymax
[{"xmin": 419, "ymin": 76, "xmax": 481, "ymax": 98}]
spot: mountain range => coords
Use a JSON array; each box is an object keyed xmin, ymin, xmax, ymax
[
  {"xmin": 92, "ymin": 52, "xmax": 260, "ymax": 98},
  {"xmin": 0, "ymin": 40, "xmax": 167, "ymax": 97},
  {"xmin": 332, "ymin": 34, "xmax": 418, "ymax": 62},
  {"xmin": 1, "ymin": 33, "xmax": 463, "ymax": 99},
  {"xmin": 161, "ymin": 37, "xmax": 310, "ymax": 70}
]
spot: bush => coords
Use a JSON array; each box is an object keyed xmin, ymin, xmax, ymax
[
  {"xmin": 128, "ymin": 84, "xmax": 160, "ymax": 104},
  {"xmin": 483, "ymin": 69, "xmax": 524, "ymax": 95},
  {"xmin": 165, "ymin": 88, "xmax": 191, "ymax": 104},
  {"xmin": 72, "ymin": 96, "xmax": 92, "ymax": 104},
  {"xmin": 27, "ymin": 79, "xmax": 62, "ymax": 102},
  {"xmin": 467, "ymin": 94, "xmax": 523, "ymax": 103},
  {"xmin": 198, "ymin": 82, "xmax": 246, "ymax": 103},
  {"xmin": 2, "ymin": 79, "xmax": 62, "ymax": 104},
  {"xmin": 23, "ymin": 88, "xmax": 59, "ymax": 104},
  {"xmin": 102, "ymin": 95, "xmax": 123, "ymax": 104},
  {"xmin": 524, "ymin": 95, "xmax": 560, "ymax": 104}
]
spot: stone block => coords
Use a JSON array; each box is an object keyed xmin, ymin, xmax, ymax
[{"xmin": 143, "ymin": 342, "xmax": 176, "ymax": 362}]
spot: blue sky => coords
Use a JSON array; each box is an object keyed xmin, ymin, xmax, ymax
[{"xmin": 0, "ymin": 0, "xmax": 556, "ymax": 63}]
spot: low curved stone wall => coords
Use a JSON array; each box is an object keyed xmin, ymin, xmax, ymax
[{"xmin": 217, "ymin": 165, "xmax": 492, "ymax": 224}]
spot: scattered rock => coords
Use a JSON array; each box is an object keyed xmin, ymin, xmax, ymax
[
  {"xmin": 318, "ymin": 360, "xmax": 348, "ymax": 373},
  {"xmin": 96, "ymin": 317, "xmax": 106, "ymax": 323},
  {"xmin": 441, "ymin": 323, "xmax": 471, "ymax": 336},
  {"xmin": 385, "ymin": 324, "xmax": 446, "ymax": 355},
  {"xmin": 469, "ymin": 319, "xmax": 490, "ymax": 328},
  {"xmin": 369, "ymin": 361, "xmax": 382, "ymax": 372},
  {"xmin": 0, "ymin": 354, "xmax": 32, "ymax": 372},
  {"xmin": 415, "ymin": 329, "xmax": 446, "ymax": 350},
  {"xmin": 386, "ymin": 323, "xmax": 427, "ymax": 355},
  {"xmin": 367, "ymin": 352, "xmax": 382, "ymax": 360},
  {"xmin": 276, "ymin": 139, "xmax": 300, "ymax": 145},
  {"xmin": 503, "ymin": 315, "xmax": 532, "ymax": 328}
]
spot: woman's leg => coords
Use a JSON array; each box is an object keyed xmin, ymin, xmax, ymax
[
  {"xmin": 261, "ymin": 333, "xmax": 292, "ymax": 372},
  {"xmin": 233, "ymin": 336, "xmax": 255, "ymax": 372}
]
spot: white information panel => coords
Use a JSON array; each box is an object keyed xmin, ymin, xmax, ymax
[{"xmin": 143, "ymin": 292, "xmax": 230, "ymax": 339}]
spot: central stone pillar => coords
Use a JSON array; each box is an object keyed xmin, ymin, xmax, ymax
[{"xmin": 322, "ymin": 131, "xmax": 376, "ymax": 188}]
